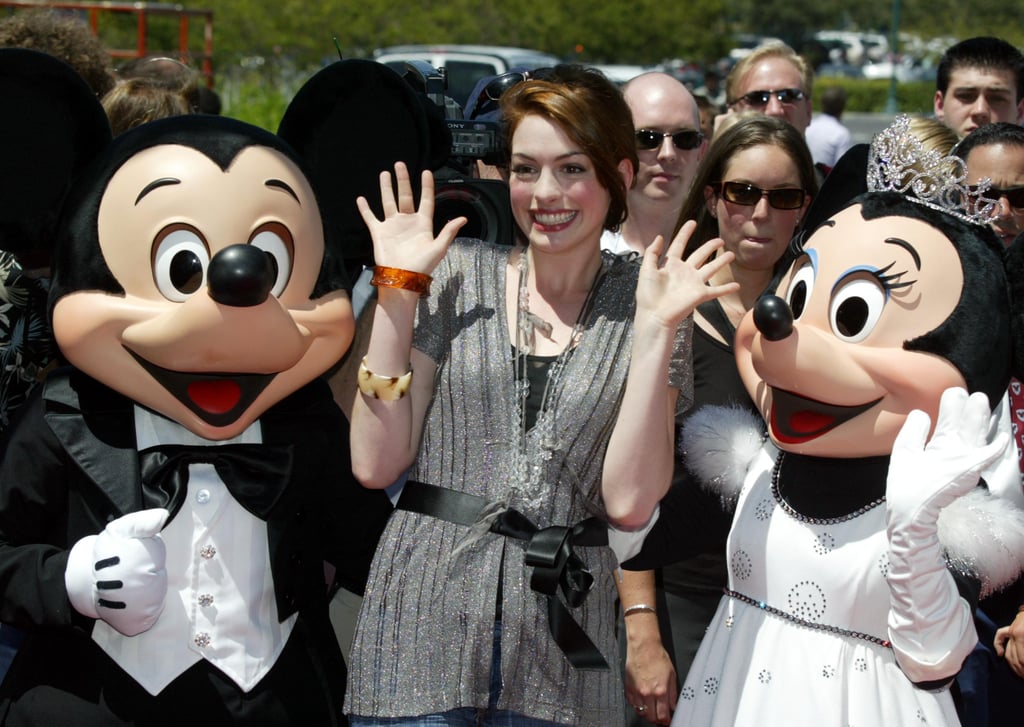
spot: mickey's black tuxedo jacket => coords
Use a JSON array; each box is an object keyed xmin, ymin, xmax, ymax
[{"xmin": 0, "ymin": 367, "xmax": 392, "ymax": 724}]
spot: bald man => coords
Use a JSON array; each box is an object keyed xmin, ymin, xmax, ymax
[{"xmin": 602, "ymin": 72, "xmax": 706, "ymax": 255}]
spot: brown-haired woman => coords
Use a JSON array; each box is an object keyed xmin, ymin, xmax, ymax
[
  {"xmin": 342, "ymin": 65, "xmax": 737, "ymax": 725},
  {"xmin": 619, "ymin": 115, "xmax": 817, "ymax": 724}
]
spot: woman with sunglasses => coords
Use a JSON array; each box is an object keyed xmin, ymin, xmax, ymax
[
  {"xmin": 342, "ymin": 65, "xmax": 737, "ymax": 726},
  {"xmin": 618, "ymin": 115, "xmax": 817, "ymax": 725}
]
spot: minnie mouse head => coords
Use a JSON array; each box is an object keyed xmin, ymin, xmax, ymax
[{"xmin": 736, "ymin": 115, "xmax": 1024, "ymax": 458}]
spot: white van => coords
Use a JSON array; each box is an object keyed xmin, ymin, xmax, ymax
[{"xmin": 373, "ymin": 44, "xmax": 561, "ymax": 111}]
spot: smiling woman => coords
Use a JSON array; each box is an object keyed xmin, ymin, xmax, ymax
[{"xmin": 340, "ymin": 64, "xmax": 739, "ymax": 726}]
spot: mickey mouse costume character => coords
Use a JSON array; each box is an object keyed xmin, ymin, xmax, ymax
[
  {"xmin": 0, "ymin": 48, "xmax": 445, "ymax": 725},
  {"xmin": 621, "ymin": 115, "xmax": 1024, "ymax": 725}
]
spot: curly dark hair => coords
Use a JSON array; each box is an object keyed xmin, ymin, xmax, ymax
[{"xmin": 0, "ymin": 9, "xmax": 116, "ymax": 97}]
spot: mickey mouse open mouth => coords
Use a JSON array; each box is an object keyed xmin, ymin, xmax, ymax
[
  {"xmin": 769, "ymin": 387, "xmax": 883, "ymax": 445},
  {"xmin": 128, "ymin": 349, "xmax": 274, "ymax": 428}
]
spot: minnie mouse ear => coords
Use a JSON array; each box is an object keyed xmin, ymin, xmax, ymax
[
  {"xmin": 278, "ymin": 59, "xmax": 450, "ymax": 272},
  {"xmin": 0, "ymin": 48, "xmax": 111, "ymax": 259},
  {"xmin": 799, "ymin": 143, "xmax": 869, "ymax": 235}
]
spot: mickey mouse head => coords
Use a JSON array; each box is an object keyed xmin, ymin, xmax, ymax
[{"xmin": 0, "ymin": 49, "xmax": 447, "ymax": 439}]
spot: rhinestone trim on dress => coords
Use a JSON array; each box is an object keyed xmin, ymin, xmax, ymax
[
  {"xmin": 724, "ymin": 588, "xmax": 892, "ymax": 648},
  {"xmin": 770, "ymin": 452, "xmax": 886, "ymax": 525}
]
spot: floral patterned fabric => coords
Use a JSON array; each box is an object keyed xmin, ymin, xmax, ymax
[{"xmin": 0, "ymin": 251, "xmax": 55, "ymax": 436}]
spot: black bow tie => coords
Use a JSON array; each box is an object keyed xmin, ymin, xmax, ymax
[{"xmin": 139, "ymin": 443, "xmax": 294, "ymax": 522}]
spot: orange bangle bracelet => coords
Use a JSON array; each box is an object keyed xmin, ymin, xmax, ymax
[{"xmin": 371, "ymin": 265, "xmax": 433, "ymax": 297}]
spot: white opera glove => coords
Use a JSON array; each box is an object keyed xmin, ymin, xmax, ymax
[
  {"xmin": 885, "ymin": 387, "xmax": 1009, "ymax": 682},
  {"xmin": 65, "ymin": 509, "xmax": 170, "ymax": 636}
]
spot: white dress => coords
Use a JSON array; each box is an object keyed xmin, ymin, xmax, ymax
[{"xmin": 672, "ymin": 445, "xmax": 962, "ymax": 726}]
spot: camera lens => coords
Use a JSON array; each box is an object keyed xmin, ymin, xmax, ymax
[{"xmin": 433, "ymin": 179, "xmax": 514, "ymax": 246}]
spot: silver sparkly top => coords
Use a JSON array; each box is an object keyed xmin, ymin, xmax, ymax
[{"xmin": 346, "ymin": 240, "xmax": 693, "ymax": 724}]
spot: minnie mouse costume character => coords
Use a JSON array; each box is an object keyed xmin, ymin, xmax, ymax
[
  {"xmin": 625, "ymin": 116, "xmax": 1024, "ymax": 725},
  {"xmin": 0, "ymin": 49, "xmax": 444, "ymax": 725}
]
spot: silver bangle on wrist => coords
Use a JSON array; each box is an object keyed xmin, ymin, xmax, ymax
[{"xmin": 623, "ymin": 603, "xmax": 656, "ymax": 617}]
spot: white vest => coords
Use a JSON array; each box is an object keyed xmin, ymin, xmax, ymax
[{"xmin": 91, "ymin": 407, "xmax": 296, "ymax": 696}]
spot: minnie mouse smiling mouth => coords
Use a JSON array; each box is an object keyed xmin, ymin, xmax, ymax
[
  {"xmin": 769, "ymin": 388, "xmax": 883, "ymax": 445},
  {"xmin": 127, "ymin": 349, "xmax": 274, "ymax": 427}
]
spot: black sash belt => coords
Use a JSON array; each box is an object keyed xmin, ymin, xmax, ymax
[{"xmin": 397, "ymin": 480, "xmax": 610, "ymax": 670}]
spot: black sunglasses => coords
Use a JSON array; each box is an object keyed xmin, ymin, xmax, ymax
[
  {"xmin": 970, "ymin": 184, "xmax": 1024, "ymax": 209},
  {"xmin": 716, "ymin": 181, "xmax": 806, "ymax": 210},
  {"xmin": 731, "ymin": 88, "xmax": 806, "ymax": 109},
  {"xmin": 470, "ymin": 67, "xmax": 556, "ymax": 119},
  {"xmin": 635, "ymin": 129, "xmax": 704, "ymax": 151}
]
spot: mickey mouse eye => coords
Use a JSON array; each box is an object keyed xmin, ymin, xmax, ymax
[
  {"xmin": 249, "ymin": 224, "xmax": 293, "ymax": 297},
  {"xmin": 785, "ymin": 261, "xmax": 815, "ymax": 320},
  {"xmin": 153, "ymin": 227, "xmax": 209, "ymax": 302},
  {"xmin": 829, "ymin": 276, "xmax": 886, "ymax": 343}
]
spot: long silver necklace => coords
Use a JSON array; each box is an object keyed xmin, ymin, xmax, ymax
[{"xmin": 512, "ymin": 249, "xmax": 605, "ymax": 509}]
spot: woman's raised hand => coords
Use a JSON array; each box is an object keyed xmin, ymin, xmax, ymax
[
  {"xmin": 636, "ymin": 220, "xmax": 739, "ymax": 328},
  {"xmin": 356, "ymin": 162, "xmax": 467, "ymax": 276}
]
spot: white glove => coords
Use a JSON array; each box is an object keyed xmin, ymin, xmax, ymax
[
  {"xmin": 65, "ymin": 509, "xmax": 170, "ymax": 636},
  {"xmin": 885, "ymin": 387, "xmax": 1009, "ymax": 682}
]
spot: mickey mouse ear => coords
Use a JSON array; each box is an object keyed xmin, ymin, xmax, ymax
[
  {"xmin": 278, "ymin": 59, "xmax": 450, "ymax": 272},
  {"xmin": 799, "ymin": 143, "xmax": 869, "ymax": 235},
  {"xmin": 0, "ymin": 48, "xmax": 111, "ymax": 259}
]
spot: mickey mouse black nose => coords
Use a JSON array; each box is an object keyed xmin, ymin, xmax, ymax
[
  {"xmin": 207, "ymin": 244, "xmax": 274, "ymax": 307},
  {"xmin": 752, "ymin": 294, "xmax": 794, "ymax": 341}
]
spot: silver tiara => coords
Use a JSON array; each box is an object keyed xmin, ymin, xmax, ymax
[{"xmin": 865, "ymin": 114, "xmax": 997, "ymax": 226}]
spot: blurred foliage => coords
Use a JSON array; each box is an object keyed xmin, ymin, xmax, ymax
[
  {"xmin": 221, "ymin": 77, "xmax": 937, "ymax": 130},
  {"xmin": 193, "ymin": 0, "xmax": 1024, "ymax": 68},
  {"xmin": 16, "ymin": 0, "xmax": 1022, "ymax": 128},
  {"xmin": 193, "ymin": 0, "xmax": 1022, "ymax": 128},
  {"xmin": 813, "ymin": 78, "xmax": 934, "ymax": 114},
  {"xmin": 21, "ymin": 0, "xmax": 1024, "ymax": 74},
  {"xmin": 218, "ymin": 75, "xmax": 294, "ymax": 130}
]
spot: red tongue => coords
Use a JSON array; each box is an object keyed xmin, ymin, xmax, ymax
[
  {"xmin": 187, "ymin": 380, "xmax": 242, "ymax": 414},
  {"xmin": 788, "ymin": 410, "xmax": 835, "ymax": 434}
]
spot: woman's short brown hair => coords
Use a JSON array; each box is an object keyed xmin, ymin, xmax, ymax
[{"xmin": 500, "ymin": 65, "xmax": 637, "ymax": 231}]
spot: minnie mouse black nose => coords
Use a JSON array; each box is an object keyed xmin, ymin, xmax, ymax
[
  {"xmin": 207, "ymin": 244, "xmax": 275, "ymax": 307},
  {"xmin": 753, "ymin": 294, "xmax": 794, "ymax": 341}
]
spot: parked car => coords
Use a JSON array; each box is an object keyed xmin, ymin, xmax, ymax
[
  {"xmin": 861, "ymin": 58, "xmax": 935, "ymax": 82},
  {"xmin": 587, "ymin": 64, "xmax": 651, "ymax": 86},
  {"xmin": 372, "ymin": 44, "xmax": 562, "ymax": 111},
  {"xmin": 817, "ymin": 62, "xmax": 865, "ymax": 79}
]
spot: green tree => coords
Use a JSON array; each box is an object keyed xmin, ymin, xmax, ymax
[{"xmin": 108, "ymin": 0, "xmax": 1024, "ymax": 126}]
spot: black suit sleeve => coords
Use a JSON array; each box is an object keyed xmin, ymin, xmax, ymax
[{"xmin": 0, "ymin": 389, "xmax": 82, "ymax": 630}]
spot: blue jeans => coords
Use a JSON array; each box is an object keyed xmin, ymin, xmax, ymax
[
  {"xmin": 0, "ymin": 625, "xmax": 23, "ymax": 683},
  {"xmin": 349, "ymin": 622, "xmax": 566, "ymax": 727}
]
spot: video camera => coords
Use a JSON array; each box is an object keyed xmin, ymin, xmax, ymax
[{"xmin": 398, "ymin": 61, "xmax": 514, "ymax": 246}]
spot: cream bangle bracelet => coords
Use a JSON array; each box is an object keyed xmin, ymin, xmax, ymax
[{"xmin": 357, "ymin": 357, "xmax": 413, "ymax": 401}]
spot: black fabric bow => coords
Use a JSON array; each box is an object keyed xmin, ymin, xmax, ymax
[
  {"xmin": 490, "ymin": 510, "xmax": 609, "ymax": 670},
  {"xmin": 396, "ymin": 480, "xmax": 611, "ymax": 670},
  {"xmin": 139, "ymin": 443, "xmax": 294, "ymax": 522}
]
